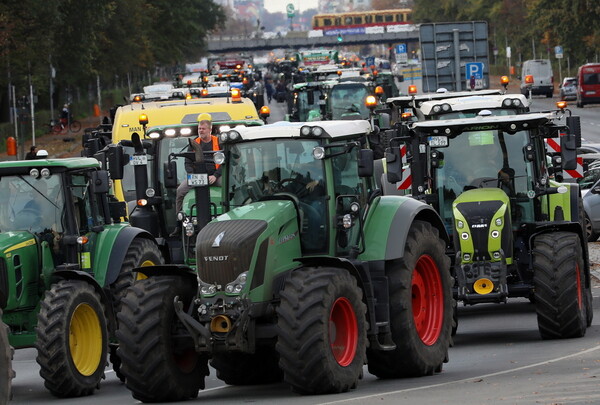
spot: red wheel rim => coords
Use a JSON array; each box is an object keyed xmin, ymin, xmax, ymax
[
  {"xmin": 412, "ymin": 255, "xmax": 444, "ymax": 345},
  {"xmin": 576, "ymin": 263, "xmax": 583, "ymax": 310},
  {"xmin": 329, "ymin": 297, "xmax": 358, "ymax": 366}
]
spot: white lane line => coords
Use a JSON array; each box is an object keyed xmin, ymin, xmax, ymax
[{"xmin": 319, "ymin": 345, "xmax": 600, "ymax": 404}]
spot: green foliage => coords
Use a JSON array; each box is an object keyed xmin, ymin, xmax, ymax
[{"xmin": 0, "ymin": 0, "xmax": 225, "ymax": 122}]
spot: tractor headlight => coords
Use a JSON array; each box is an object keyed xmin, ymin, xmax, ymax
[
  {"xmin": 40, "ymin": 168, "xmax": 51, "ymax": 178},
  {"xmin": 313, "ymin": 146, "xmax": 326, "ymax": 160},
  {"xmin": 185, "ymin": 221, "xmax": 194, "ymax": 237},
  {"xmin": 491, "ymin": 230, "xmax": 499, "ymax": 238},
  {"xmin": 146, "ymin": 188, "xmax": 155, "ymax": 198},
  {"xmin": 164, "ymin": 129, "xmax": 176, "ymax": 137},
  {"xmin": 495, "ymin": 218, "xmax": 502, "ymax": 226},
  {"xmin": 225, "ymin": 272, "xmax": 248, "ymax": 294},
  {"xmin": 180, "ymin": 127, "xmax": 193, "ymax": 136},
  {"xmin": 148, "ymin": 132, "xmax": 160, "ymax": 139},
  {"xmin": 177, "ymin": 211, "xmax": 186, "ymax": 221},
  {"xmin": 463, "ymin": 253, "xmax": 471, "ymax": 261},
  {"xmin": 457, "ymin": 220, "xmax": 464, "ymax": 229},
  {"xmin": 214, "ymin": 151, "xmax": 225, "ymax": 165},
  {"xmin": 461, "ymin": 232, "xmax": 469, "ymax": 240},
  {"xmin": 29, "ymin": 168, "xmax": 39, "ymax": 178},
  {"xmin": 493, "ymin": 251, "xmax": 501, "ymax": 259},
  {"xmin": 343, "ymin": 213, "xmax": 353, "ymax": 229},
  {"xmin": 200, "ymin": 281, "xmax": 217, "ymax": 296}
]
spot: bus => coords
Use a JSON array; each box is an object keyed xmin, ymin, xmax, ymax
[{"xmin": 312, "ymin": 8, "xmax": 412, "ymax": 32}]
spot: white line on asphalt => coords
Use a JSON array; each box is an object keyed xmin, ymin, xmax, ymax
[{"xmin": 319, "ymin": 345, "xmax": 600, "ymax": 404}]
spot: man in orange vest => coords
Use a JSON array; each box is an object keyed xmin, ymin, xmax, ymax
[{"xmin": 171, "ymin": 113, "xmax": 221, "ymax": 236}]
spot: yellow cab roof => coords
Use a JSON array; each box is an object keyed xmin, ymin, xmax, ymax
[{"xmin": 112, "ymin": 96, "xmax": 259, "ymax": 142}]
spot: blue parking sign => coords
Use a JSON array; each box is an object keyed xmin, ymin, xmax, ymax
[
  {"xmin": 465, "ymin": 62, "xmax": 484, "ymax": 80},
  {"xmin": 395, "ymin": 44, "xmax": 407, "ymax": 54}
]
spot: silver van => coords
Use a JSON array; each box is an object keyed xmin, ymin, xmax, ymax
[{"xmin": 520, "ymin": 59, "xmax": 554, "ymax": 98}]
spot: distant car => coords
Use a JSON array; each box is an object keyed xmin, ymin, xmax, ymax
[
  {"xmin": 583, "ymin": 178, "xmax": 600, "ymax": 241},
  {"xmin": 559, "ymin": 77, "xmax": 577, "ymax": 101}
]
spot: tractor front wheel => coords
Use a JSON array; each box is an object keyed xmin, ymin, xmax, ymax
[
  {"xmin": 35, "ymin": 280, "xmax": 108, "ymax": 397},
  {"xmin": 533, "ymin": 232, "xmax": 587, "ymax": 339},
  {"xmin": 116, "ymin": 276, "xmax": 208, "ymax": 402},
  {"xmin": 0, "ymin": 309, "xmax": 14, "ymax": 403},
  {"xmin": 276, "ymin": 267, "xmax": 367, "ymax": 394},
  {"xmin": 367, "ymin": 220, "xmax": 453, "ymax": 378},
  {"xmin": 109, "ymin": 237, "xmax": 163, "ymax": 381}
]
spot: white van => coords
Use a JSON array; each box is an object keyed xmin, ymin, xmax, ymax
[{"xmin": 520, "ymin": 59, "xmax": 554, "ymax": 98}]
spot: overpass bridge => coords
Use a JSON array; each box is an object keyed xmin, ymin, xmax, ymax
[{"xmin": 207, "ymin": 29, "xmax": 420, "ymax": 53}]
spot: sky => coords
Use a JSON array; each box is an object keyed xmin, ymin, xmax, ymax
[{"xmin": 263, "ymin": 0, "xmax": 319, "ymax": 14}]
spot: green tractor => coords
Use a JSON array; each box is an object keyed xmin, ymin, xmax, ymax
[
  {"xmin": 0, "ymin": 309, "xmax": 14, "ymax": 403},
  {"xmin": 116, "ymin": 120, "xmax": 455, "ymax": 402},
  {"xmin": 384, "ymin": 111, "xmax": 592, "ymax": 338},
  {"xmin": 0, "ymin": 157, "xmax": 163, "ymax": 397}
]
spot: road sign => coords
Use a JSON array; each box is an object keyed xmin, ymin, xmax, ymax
[
  {"xmin": 396, "ymin": 43, "xmax": 408, "ymax": 63},
  {"xmin": 555, "ymin": 45, "xmax": 563, "ymax": 59},
  {"xmin": 465, "ymin": 62, "xmax": 484, "ymax": 80},
  {"xmin": 286, "ymin": 3, "xmax": 295, "ymax": 18}
]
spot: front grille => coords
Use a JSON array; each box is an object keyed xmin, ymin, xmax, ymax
[
  {"xmin": 0, "ymin": 258, "xmax": 6, "ymax": 308},
  {"xmin": 196, "ymin": 219, "xmax": 267, "ymax": 286}
]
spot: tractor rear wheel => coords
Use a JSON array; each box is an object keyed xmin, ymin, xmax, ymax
[
  {"xmin": 0, "ymin": 309, "xmax": 14, "ymax": 403},
  {"xmin": 211, "ymin": 346, "xmax": 282, "ymax": 385},
  {"xmin": 533, "ymin": 232, "xmax": 587, "ymax": 339},
  {"xmin": 367, "ymin": 220, "xmax": 452, "ymax": 378},
  {"xmin": 276, "ymin": 267, "xmax": 367, "ymax": 394},
  {"xmin": 109, "ymin": 238, "xmax": 163, "ymax": 381},
  {"xmin": 116, "ymin": 276, "xmax": 208, "ymax": 402},
  {"xmin": 35, "ymin": 280, "xmax": 108, "ymax": 397}
]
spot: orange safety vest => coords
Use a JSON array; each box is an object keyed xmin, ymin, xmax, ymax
[{"xmin": 194, "ymin": 135, "xmax": 220, "ymax": 169}]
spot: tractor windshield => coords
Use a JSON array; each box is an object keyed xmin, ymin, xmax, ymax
[
  {"xmin": 296, "ymin": 89, "xmax": 323, "ymax": 121},
  {"xmin": 227, "ymin": 138, "xmax": 327, "ymax": 252},
  {"xmin": 433, "ymin": 129, "xmax": 534, "ymax": 233},
  {"xmin": 330, "ymin": 84, "xmax": 370, "ymax": 120},
  {"xmin": 0, "ymin": 175, "xmax": 64, "ymax": 233}
]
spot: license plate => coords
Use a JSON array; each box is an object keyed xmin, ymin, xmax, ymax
[
  {"xmin": 428, "ymin": 136, "xmax": 448, "ymax": 147},
  {"xmin": 187, "ymin": 173, "xmax": 208, "ymax": 186},
  {"xmin": 130, "ymin": 154, "xmax": 148, "ymax": 166}
]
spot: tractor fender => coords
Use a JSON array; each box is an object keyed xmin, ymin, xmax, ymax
[
  {"xmin": 361, "ymin": 196, "xmax": 449, "ymax": 261},
  {"xmin": 52, "ymin": 269, "xmax": 115, "ymax": 329},
  {"xmin": 103, "ymin": 226, "xmax": 157, "ymax": 287}
]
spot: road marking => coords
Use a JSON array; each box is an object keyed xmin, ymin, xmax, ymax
[{"xmin": 320, "ymin": 345, "xmax": 600, "ymax": 404}]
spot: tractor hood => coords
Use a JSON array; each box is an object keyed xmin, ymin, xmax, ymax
[
  {"xmin": 0, "ymin": 232, "xmax": 38, "ymax": 257},
  {"xmin": 195, "ymin": 200, "xmax": 301, "ymax": 289},
  {"xmin": 452, "ymin": 188, "xmax": 513, "ymax": 263}
]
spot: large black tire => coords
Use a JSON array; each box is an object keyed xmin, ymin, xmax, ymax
[
  {"xmin": 276, "ymin": 267, "xmax": 367, "ymax": 394},
  {"xmin": 35, "ymin": 280, "xmax": 109, "ymax": 397},
  {"xmin": 533, "ymin": 232, "xmax": 587, "ymax": 339},
  {"xmin": 0, "ymin": 309, "xmax": 14, "ymax": 403},
  {"xmin": 109, "ymin": 238, "xmax": 163, "ymax": 382},
  {"xmin": 211, "ymin": 346, "xmax": 282, "ymax": 385},
  {"xmin": 116, "ymin": 276, "xmax": 208, "ymax": 402},
  {"xmin": 367, "ymin": 220, "xmax": 452, "ymax": 378}
]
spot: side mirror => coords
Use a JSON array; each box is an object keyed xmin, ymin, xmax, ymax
[
  {"xmin": 385, "ymin": 146, "xmax": 403, "ymax": 183},
  {"xmin": 91, "ymin": 170, "xmax": 110, "ymax": 194},
  {"xmin": 106, "ymin": 144, "xmax": 125, "ymax": 180},
  {"xmin": 566, "ymin": 116, "xmax": 582, "ymax": 147},
  {"xmin": 164, "ymin": 160, "xmax": 178, "ymax": 188},
  {"xmin": 560, "ymin": 133, "xmax": 577, "ymax": 171},
  {"xmin": 358, "ymin": 149, "xmax": 374, "ymax": 177},
  {"xmin": 307, "ymin": 89, "xmax": 315, "ymax": 105}
]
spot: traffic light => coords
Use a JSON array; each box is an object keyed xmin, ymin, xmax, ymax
[{"xmin": 337, "ymin": 34, "xmax": 343, "ymax": 42}]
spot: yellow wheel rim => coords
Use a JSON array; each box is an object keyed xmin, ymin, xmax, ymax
[
  {"xmin": 473, "ymin": 278, "xmax": 494, "ymax": 295},
  {"xmin": 135, "ymin": 259, "xmax": 156, "ymax": 280},
  {"xmin": 69, "ymin": 303, "xmax": 103, "ymax": 376}
]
